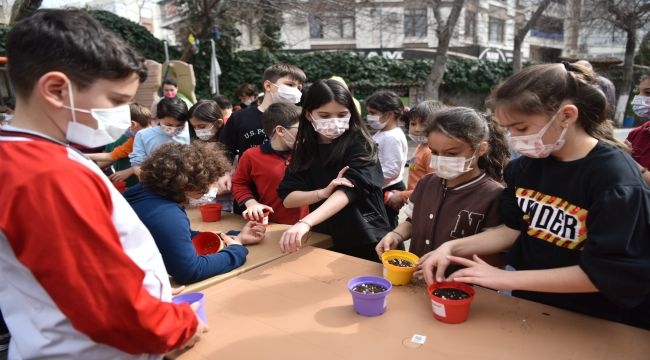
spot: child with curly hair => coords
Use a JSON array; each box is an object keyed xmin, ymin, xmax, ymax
[{"xmin": 125, "ymin": 142, "xmax": 266, "ymax": 284}]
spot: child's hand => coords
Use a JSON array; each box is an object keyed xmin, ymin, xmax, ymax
[
  {"xmin": 238, "ymin": 221, "xmax": 266, "ymax": 245},
  {"xmin": 109, "ymin": 168, "xmax": 134, "ymax": 182},
  {"xmin": 165, "ymin": 302, "xmax": 209, "ymax": 359},
  {"xmin": 279, "ymin": 220, "xmax": 311, "ymax": 253},
  {"xmin": 217, "ymin": 232, "xmax": 242, "ymax": 246},
  {"xmin": 243, "ymin": 203, "xmax": 273, "ymax": 222},
  {"xmin": 320, "ymin": 166, "xmax": 354, "ymax": 198},
  {"xmin": 385, "ymin": 191, "xmax": 406, "ymax": 210},
  {"xmin": 414, "ymin": 242, "xmax": 454, "ymax": 285},
  {"xmin": 375, "ymin": 232, "xmax": 402, "ymax": 258}
]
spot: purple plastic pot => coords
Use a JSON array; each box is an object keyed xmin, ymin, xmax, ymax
[{"xmin": 347, "ymin": 275, "xmax": 392, "ymax": 317}]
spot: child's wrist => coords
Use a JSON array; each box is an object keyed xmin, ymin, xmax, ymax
[
  {"xmin": 297, "ymin": 219, "xmax": 312, "ymax": 230},
  {"xmin": 390, "ymin": 231, "xmax": 405, "ymax": 243}
]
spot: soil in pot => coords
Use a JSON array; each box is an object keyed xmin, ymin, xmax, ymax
[
  {"xmin": 432, "ymin": 287, "xmax": 470, "ymax": 300},
  {"xmin": 387, "ymin": 258, "xmax": 414, "ymax": 267},
  {"xmin": 352, "ymin": 283, "xmax": 388, "ymax": 294}
]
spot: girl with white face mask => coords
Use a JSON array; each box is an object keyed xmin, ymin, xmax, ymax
[
  {"xmin": 188, "ymin": 100, "xmax": 224, "ymax": 142},
  {"xmin": 277, "ymin": 79, "xmax": 392, "ymax": 262},
  {"xmin": 365, "ymin": 90, "xmax": 409, "ymax": 229},
  {"xmin": 418, "ymin": 63, "xmax": 650, "ymax": 330},
  {"xmin": 376, "ymin": 107, "xmax": 510, "ymax": 264}
]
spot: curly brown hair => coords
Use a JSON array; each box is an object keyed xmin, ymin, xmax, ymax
[{"xmin": 140, "ymin": 142, "xmax": 230, "ymax": 203}]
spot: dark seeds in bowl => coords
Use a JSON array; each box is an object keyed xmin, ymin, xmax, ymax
[
  {"xmin": 353, "ymin": 283, "xmax": 388, "ymax": 294},
  {"xmin": 432, "ymin": 288, "xmax": 470, "ymax": 300},
  {"xmin": 387, "ymin": 258, "xmax": 414, "ymax": 267}
]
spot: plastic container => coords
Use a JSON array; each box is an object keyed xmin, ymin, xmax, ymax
[
  {"xmin": 348, "ymin": 275, "xmax": 392, "ymax": 317},
  {"xmin": 623, "ymin": 116, "xmax": 635, "ymax": 128},
  {"xmin": 381, "ymin": 250, "xmax": 419, "ymax": 285},
  {"xmin": 172, "ymin": 292, "xmax": 207, "ymax": 323},
  {"xmin": 192, "ymin": 232, "xmax": 224, "ymax": 255},
  {"xmin": 112, "ymin": 181, "xmax": 127, "ymax": 193},
  {"xmin": 199, "ymin": 203, "xmax": 222, "ymax": 222},
  {"xmin": 245, "ymin": 208, "xmax": 270, "ymax": 227},
  {"xmin": 428, "ymin": 281, "xmax": 475, "ymax": 324}
]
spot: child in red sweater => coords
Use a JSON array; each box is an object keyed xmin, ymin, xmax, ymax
[{"xmin": 232, "ymin": 103, "xmax": 309, "ymax": 224}]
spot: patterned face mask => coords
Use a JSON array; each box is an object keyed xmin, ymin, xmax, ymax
[
  {"xmin": 506, "ymin": 110, "xmax": 567, "ymax": 158},
  {"xmin": 310, "ymin": 114, "xmax": 350, "ymax": 140},
  {"xmin": 160, "ymin": 124, "xmax": 184, "ymax": 137},
  {"xmin": 632, "ymin": 95, "xmax": 650, "ymax": 118},
  {"xmin": 367, "ymin": 114, "xmax": 387, "ymax": 130},
  {"xmin": 409, "ymin": 133, "xmax": 428, "ymax": 144}
]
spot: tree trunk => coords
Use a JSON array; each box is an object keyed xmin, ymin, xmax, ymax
[
  {"xmin": 512, "ymin": 36, "xmax": 523, "ymax": 73},
  {"xmin": 425, "ymin": 0, "xmax": 465, "ymax": 100},
  {"xmin": 512, "ymin": 0, "xmax": 553, "ymax": 73},
  {"xmin": 615, "ymin": 28, "xmax": 637, "ymax": 125},
  {"xmin": 10, "ymin": 0, "xmax": 42, "ymax": 24}
]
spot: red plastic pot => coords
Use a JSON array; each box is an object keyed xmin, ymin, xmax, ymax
[
  {"xmin": 199, "ymin": 203, "xmax": 222, "ymax": 222},
  {"xmin": 428, "ymin": 281, "xmax": 475, "ymax": 324},
  {"xmin": 192, "ymin": 232, "xmax": 224, "ymax": 255}
]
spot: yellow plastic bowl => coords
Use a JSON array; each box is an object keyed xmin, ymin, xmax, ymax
[{"xmin": 381, "ymin": 250, "xmax": 420, "ymax": 285}]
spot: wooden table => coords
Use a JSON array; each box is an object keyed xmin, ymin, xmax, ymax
[
  {"xmin": 179, "ymin": 209, "xmax": 332, "ymax": 293},
  {"xmin": 178, "ymin": 247, "xmax": 650, "ymax": 360}
]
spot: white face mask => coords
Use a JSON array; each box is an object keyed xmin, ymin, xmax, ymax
[
  {"xmin": 430, "ymin": 154, "xmax": 475, "ymax": 180},
  {"xmin": 63, "ymin": 82, "xmax": 131, "ymax": 148},
  {"xmin": 160, "ymin": 124, "xmax": 184, "ymax": 137},
  {"xmin": 367, "ymin": 114, "xmax": 387, "ymax": 130},
  {"xmin": 506, "ymin": 111, "xmax": 567, "ymax": 158},
  {"xmin": 632, "ymin": 95, "xmax": 650, "ymax": 118},
  {"xmin": 186, "ymin": 187, "xmax": 219, "ymax": 207},
  {"xmin": 195, "ymin": 124, "xmax": 216, "ymax": 141},
  {"xmin": 272, "ymin": 83, "xmax": 302, "ymax": 104},
  {"xmin": 310, "ymin": 114, "xmax": 350, "ymax": 140},
  {"xmin": 409, "ymin": 133, "xmax": 428, "ymax": 144}
]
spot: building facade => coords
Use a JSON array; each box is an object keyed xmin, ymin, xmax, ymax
[{"xmin": 231, "ymin": 0, "xmax": 641, "ymax": 64}]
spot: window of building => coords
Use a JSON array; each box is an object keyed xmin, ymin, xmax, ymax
[
  {"xmin": 488, "ymin": 17, "xmax": 505, "ymax": 43},
  {"xmin": 404, "ymin": 8, "xmax": 427, "ymax": 38},
  {"xmin": 530, "ymin": 16, "xmax": 564, "ymax": 40},
  {"xmin": 309, "ymin": 14, "xmax": 323, "ymax": 39},
  {"xmin": 310, "ymin": 13, "xmax": 355, "ymax": 39},
  {"xmin": 465, "ymin": 10, "xmax": 476, "ymax": 39}
]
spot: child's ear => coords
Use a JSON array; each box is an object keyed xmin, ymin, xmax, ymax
[
  {"xmin": 38, "ymin": 71, "xmax": 70, "ymax": 109},
  {"xmin": 263, "ymin": 79, "xmax": 273, "ymax": 93},
  {"xmin": 560, "ymin": 104, "xmax": 579, "ymax": 127},
  {"xmin": 216, "ymin": 119, "xmax": 224, "ymax": 128},
  {"xmin": 130, "ymin": 120, "xmax": 138, "ymax": 129},
  {"xmin": 477, "ymin": 141, "xmax": 489, "ymax": 157}
]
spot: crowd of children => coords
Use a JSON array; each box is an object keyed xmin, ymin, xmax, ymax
[{"xmin": 1, "ymin": 8, "xmax": 649, "ymax": 358}]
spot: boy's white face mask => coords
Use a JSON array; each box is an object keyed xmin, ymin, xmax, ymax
[{"xmin": 63, "ymin": 82, "xmax": 131, "ymax": 148}]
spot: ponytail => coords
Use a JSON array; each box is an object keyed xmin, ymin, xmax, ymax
[{"xmin": 478, "ymin": 114, "xmax": 510, "ymax": 183}]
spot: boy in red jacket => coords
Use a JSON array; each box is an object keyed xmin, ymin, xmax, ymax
[{"xmin": 232, "ymin": 103, "xmax": 309, "ymax": 224}]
